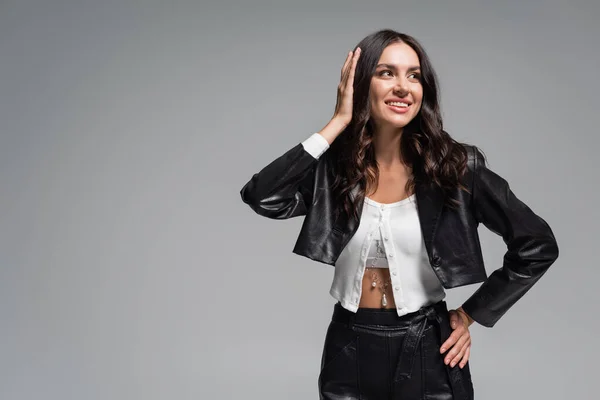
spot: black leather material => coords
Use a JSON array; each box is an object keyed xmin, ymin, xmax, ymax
[
  {"xmin": 240, "ymin": 142, "xmax": 559, "ymax": 327},
  {"xmin": 318, "ymin": 301, "xmax": 474, "ymax": 399}
]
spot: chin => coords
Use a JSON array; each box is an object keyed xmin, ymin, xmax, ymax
[
  {"xmin": 383, "ymin": 116, "xmax": 414, "ymax": 129},
  {"xmin": 372, "ymin": 110, "xmax": 417, "ymax": 129}
]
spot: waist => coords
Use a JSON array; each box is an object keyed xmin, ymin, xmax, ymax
[{"xmin": 331, "ymin": 300, "xmax": 449, "ymax": 328}]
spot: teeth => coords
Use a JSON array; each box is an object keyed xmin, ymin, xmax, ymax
[{"xmin": 387, "ymin": 101, "xmax": 409, "ymax": 107}]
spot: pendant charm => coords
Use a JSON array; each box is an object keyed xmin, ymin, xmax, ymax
[{"xmin": 382, "ymin": 293, "xmax": 387, "ymax": 307}]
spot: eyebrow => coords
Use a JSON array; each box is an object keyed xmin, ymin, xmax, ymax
[{"xmin": 376, "ymin": 63, "xmax": 421, "ymax": 72}]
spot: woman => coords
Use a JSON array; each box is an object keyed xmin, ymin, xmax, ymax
[{"xmin": 240, "ymin": 29, "xmax": 558, "ymax": 400}]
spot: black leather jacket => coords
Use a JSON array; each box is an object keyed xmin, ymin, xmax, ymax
[{"xmin": 240, "ymin": 140, "xmax": 559, "ymax": 328}]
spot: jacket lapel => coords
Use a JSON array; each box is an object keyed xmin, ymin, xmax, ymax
[
  {"xmin": 346, "ymin": 183, "xmax": 364, "ymax": 233},
  {"xmin": 415, "ymin": 180, "xmax": 445, "ymax": 251}
]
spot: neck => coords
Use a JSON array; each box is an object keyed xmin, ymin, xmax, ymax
[{"xmin": 372, "ymin": 127, "xmax": 406, "ymax": 169}]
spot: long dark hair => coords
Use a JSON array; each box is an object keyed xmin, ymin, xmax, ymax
[{"xmin": 327, "ymin": 29, "xmax": 477, "ymax": 222}]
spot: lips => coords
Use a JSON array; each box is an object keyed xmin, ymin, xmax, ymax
[{"xmin": 385, "ymin": 102, "xmax": 410, "ymax": 114}]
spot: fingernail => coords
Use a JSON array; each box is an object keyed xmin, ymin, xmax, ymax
[
  {"xmin": 440, "ymin": 347, "xmax": 446, "ymax": 352},
  {"xmin": 451, "ymin": 362, "xmax": 456, "ymax": 367}
]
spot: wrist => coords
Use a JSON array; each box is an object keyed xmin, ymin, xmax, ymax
[
  {"xmin": 457, "ymin": 307, "xmax": 474, "ymax": 326},
  {"xmin": 319, "ymin": 118, "xmax": 347, "ymax": 145}
]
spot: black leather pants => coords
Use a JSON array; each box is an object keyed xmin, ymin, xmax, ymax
[{"xmin": 318, "ymin": 301, "xmax": 475, "ymax": 399}]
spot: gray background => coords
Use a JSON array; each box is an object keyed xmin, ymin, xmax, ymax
[{"xmin": 1, "ymin": 0, "xmax": 597, "ymax": 399}]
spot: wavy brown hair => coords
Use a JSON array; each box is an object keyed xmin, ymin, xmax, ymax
[{"xmin": 326, "ymin": 29, "xmax": 477, "ymax": 223}]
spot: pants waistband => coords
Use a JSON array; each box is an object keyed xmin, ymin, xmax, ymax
[{"xmin": 332, "ymin": 300, "xmax": 448, "ymax": 327}]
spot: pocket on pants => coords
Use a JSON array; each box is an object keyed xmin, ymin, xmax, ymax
[{"xmin": 318, "ymin": 320, "xmax": 359, "ymax": 398}]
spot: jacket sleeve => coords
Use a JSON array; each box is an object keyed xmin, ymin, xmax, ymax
[
  {"xmin": 239, "ymin": 133, "xmax": 329, "ymax": 219},
  {"xmin": 461, "ymin": 146, "xmax": 559, "ymax": 327}
]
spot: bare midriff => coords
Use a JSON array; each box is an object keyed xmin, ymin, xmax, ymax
[{"xmin": 358, "ymin": 266, "xmax": 397, "ymax": 309}]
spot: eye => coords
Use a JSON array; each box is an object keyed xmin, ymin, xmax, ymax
[
  {"xmin": 379, "ymin": 69, "xmax": 393, "ymax": 77},
  {"xmin": 409, "ymin": 72, "xmax": 422, "ymax": 80}
]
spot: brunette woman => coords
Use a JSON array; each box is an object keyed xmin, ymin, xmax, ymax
[{"xmin": 240, "ymin": 29, "xmax": 558, "ymax": 400}]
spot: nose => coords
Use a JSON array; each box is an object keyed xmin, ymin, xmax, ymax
[{"xmin": 393, "ymin": 77, "xmax": 409, "ymax": 95}]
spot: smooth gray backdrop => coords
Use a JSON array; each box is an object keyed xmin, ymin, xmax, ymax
[{"xmin": 1, "ymin": 0, "xmax": 597, "ymax": 399}]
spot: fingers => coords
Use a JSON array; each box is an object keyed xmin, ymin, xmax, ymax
[
  {"xmin": 446, "ymin": 335, "xmax": 471, "ymax": 368},
  {"xmin": 340, "ymin": 51, "xmax": 352, "ymax": 80},
  {"xmin": 334, "ymin": 48, "xmax": 361, "ymax": 124},
  {"xmin": 441, "ymin": 331, "xmax": 471, "ymax": 367},
  {"xmin": 340, "ymin": 48, "xmax": 361, "ymax": 88},
  {"xmin": 440, "ymin": 312, "xmax": 472, "ymax": 369},
  {"xmin": 459, "ymin": 345, "xmax": 471, "ymax": 369},
  {"xmin": 346, "ymin": 48, "xmax": 360, "ymax": 88},
  {"xmin": 441, "ymin": 315, "xmax": 466, "ymax": 352},
  {"xmin": 440, "ymin": 327, "xmax": 460, "ymax": 355}
]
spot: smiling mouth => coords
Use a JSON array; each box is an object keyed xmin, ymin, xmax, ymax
[
  {"xmin": 385, "ymin": 101, "xmax": 410, "ymax": 107},
  {"xmin": 385, "ymin": 101, "xmax": 411, "ymax": 113}
]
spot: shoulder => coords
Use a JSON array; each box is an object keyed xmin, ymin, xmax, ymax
[{"xmin": 457, "ymin": 143, "xmax": 487, "ymax": 171}]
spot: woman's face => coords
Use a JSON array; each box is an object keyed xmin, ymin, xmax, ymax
[{"xmin": 369, "ymin": 42, "xmax": 423, "ymax": 130}]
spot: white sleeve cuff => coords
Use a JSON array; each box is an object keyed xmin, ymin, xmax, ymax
[{"xmin": 301, "ymin": 133, "xmax": 330, "ymax": 159}]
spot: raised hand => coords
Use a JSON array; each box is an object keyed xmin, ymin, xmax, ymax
[{"xmin": 332, "ymin": 47, "xmax": 361, "ymax": 127}]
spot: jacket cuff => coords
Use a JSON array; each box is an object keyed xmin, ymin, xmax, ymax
[
  {"xmin": 461, "ymin": 295, "xmax": 499, "ymax": 328},
  {"xmin": 301, "ymin": 133, "xmax": 330, "ymax": 159}
]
